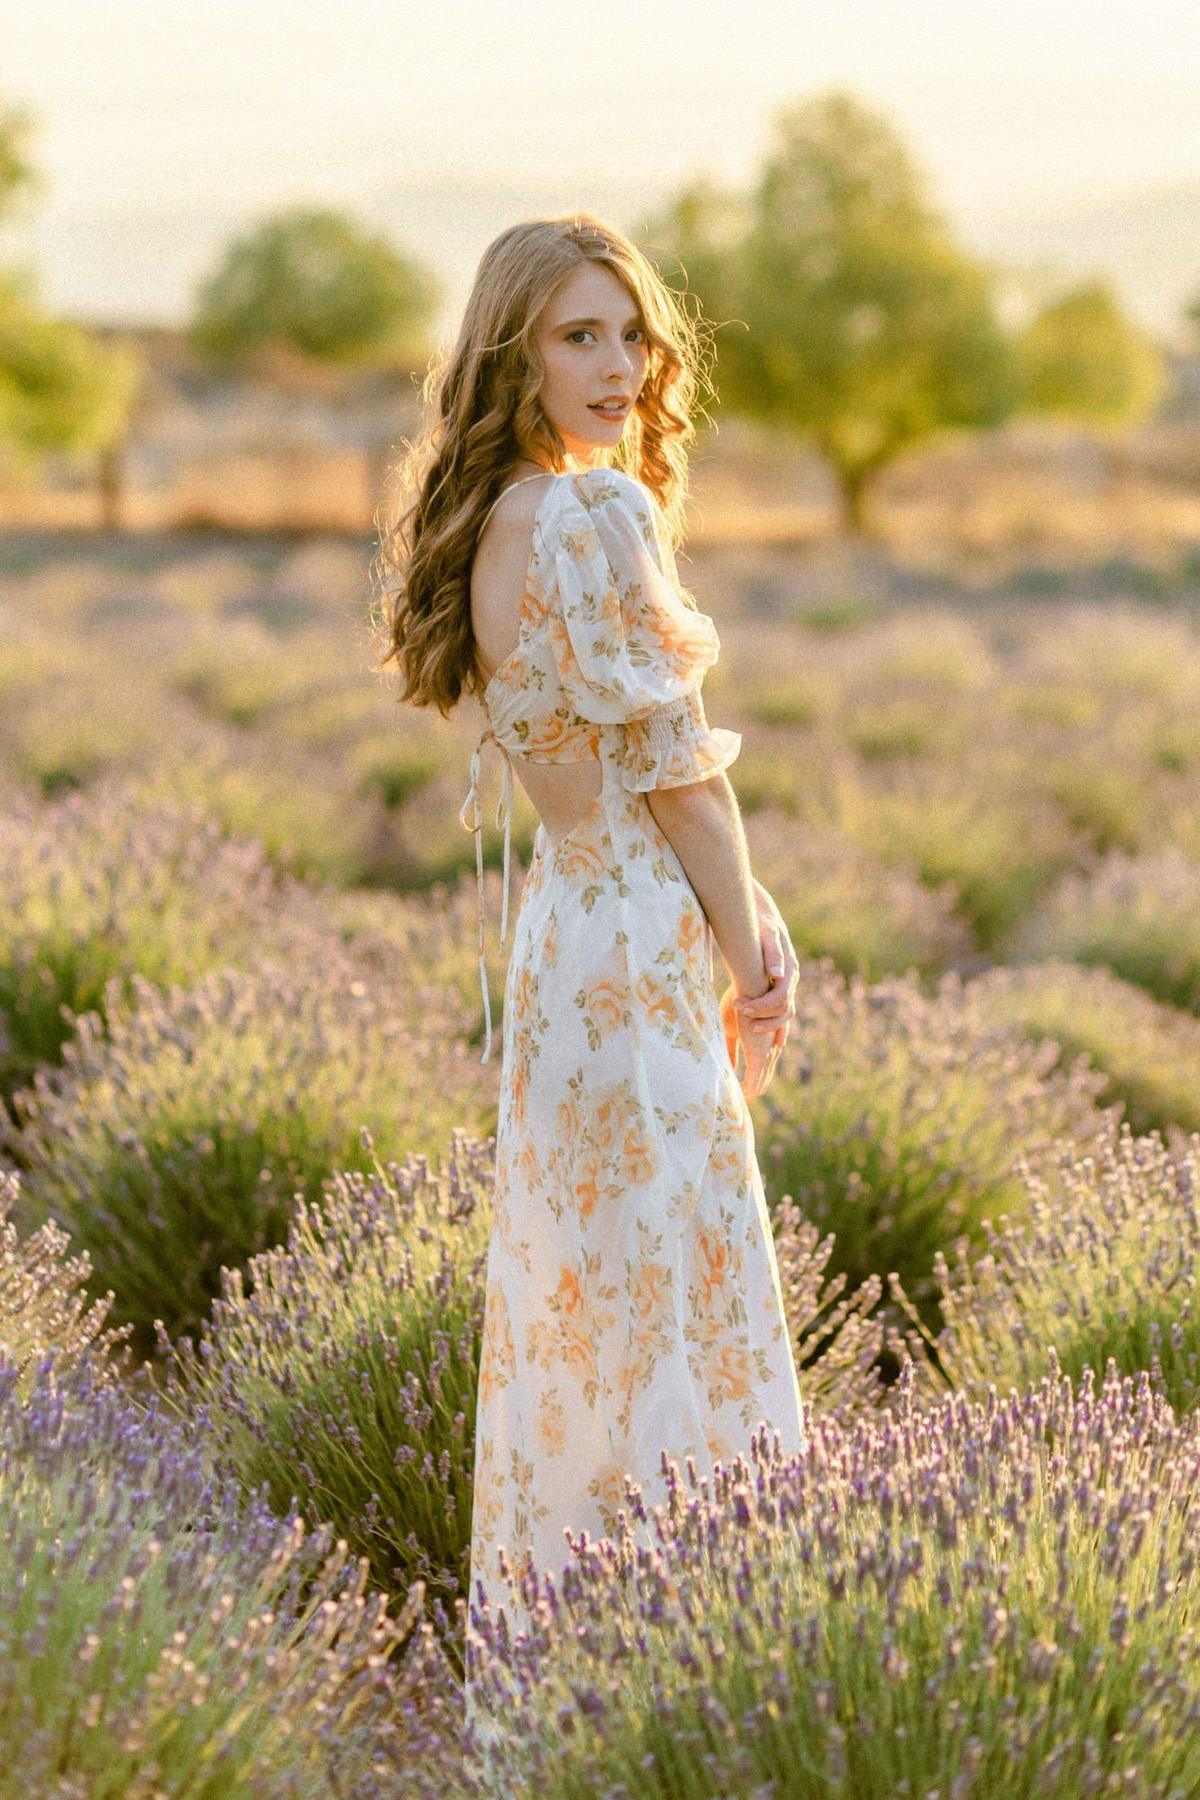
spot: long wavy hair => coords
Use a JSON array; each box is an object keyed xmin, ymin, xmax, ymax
[{"xmin": 369, "ymin": 212, "xmax": 715, "ymax": 717}]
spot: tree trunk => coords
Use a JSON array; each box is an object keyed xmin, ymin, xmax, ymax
[
  {"xmin": 98, "ymin": 438, "xmax": 127, "ymax": 533},
  {"xmin": 835, "ymin": 461, "xmax": 875, "ymax": 537}
]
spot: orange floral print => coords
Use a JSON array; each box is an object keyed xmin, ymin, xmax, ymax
[
  {"xmin": 576, "ymin": 973, "xmax": 630, "ymax": 1047},
  {"xmin": 464, "ymin": 469, "xmax": 806, "ymax": 1725},
  {"xmin": 524, "ymin": 709, "xmax": 583, "ymax": 756}
]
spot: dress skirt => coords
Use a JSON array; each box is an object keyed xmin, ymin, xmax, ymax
[{"xmin": 465, "ymin": 724, "xmax": 808, "ymax": 1697}]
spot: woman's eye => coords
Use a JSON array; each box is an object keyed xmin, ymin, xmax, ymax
[{"xmin": 566, "ymin": 328, "xmax": 646, "ymax": 344}]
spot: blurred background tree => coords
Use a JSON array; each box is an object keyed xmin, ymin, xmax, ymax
[
  {"xmin": 1014, "ymin": 279, "xmax": 1164, "ymax": 426},
  {"xmin": 649, "ymin": 89, "xmax": 1019, "ymax": 536},
  {"xmin": 188, "ymin": 204, "xmax": 440, "ymax": 386},
  {"xmin": 188, "ymin": 204, "xmax": 441, "ymax": 514},
  {"xmin": 0, "ymin": 102, "xmax": 142, "ymax": 527},
  {"xmin": 1013, "ymin": 279, "xmax": 1167, "ymax": 503}
]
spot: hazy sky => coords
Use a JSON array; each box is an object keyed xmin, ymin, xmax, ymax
[{"xmin": 4, "ymin": 0, "xmax": 1199, "ymax": 336}]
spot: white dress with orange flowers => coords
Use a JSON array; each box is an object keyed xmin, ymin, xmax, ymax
[{"xmin": 460, "ymin": 467, "xmax": 807, "ymax": 1680}]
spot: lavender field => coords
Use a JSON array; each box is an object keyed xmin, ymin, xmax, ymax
[{"xmin": 2, "ymin": 518, "xmax": 1200, "ymax": 1797}]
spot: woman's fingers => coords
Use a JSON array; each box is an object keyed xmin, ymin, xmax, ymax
[
  {"xmin": 736, "ymin": 974, "xmax": 792, "ymax": 1023},
  {"xmin": 738, "ymin": 1027, "xmax": 781, "ymax": 1098},
  {"xmin": 720, "ymin": 982, "xmax": 785, "ymax": 1096}
]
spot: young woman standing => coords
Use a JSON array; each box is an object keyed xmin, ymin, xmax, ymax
[{"xmin": 375, "ymin": 212, "xmax": 805, "ymax": 1734}]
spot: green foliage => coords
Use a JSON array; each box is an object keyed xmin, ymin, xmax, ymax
[
  {"xmin": 1015, "ymin": 280, "xmax": 1165, "ymax": 426},
  {"xmin": 4, "ymin": 957, "xmax": 476, "ymax": 1350},
  {"xmin": 189, "ymin": 204, "xmax": 440, "ymax": 372},
  {"xmin": 892, "ymin": 1124, "xmax": 1200, "ymax": 1419},
  {"xmin": 0, "ymin": 1354, "xmax": 429, "ymax": 1798},
  {"xmin": 0, "ymin": 1170, "xmax": 131, "ymax": 1391},
  {"xmin": 168, "ymin": 1135, "xmax": 492, "ymax": 1648},
  {"xmin": 0, "ymin": 268, "xmax": 141, "ymax": 474},
  {"xmin": 756, "ymin": 961, "xmax": 1114, "ymax": 1331},
  {"xmin": 0, "ymin": 100, "xmax": 41, "ymax": 221},
  {"xmin": 653, "ymin": 89, "xmax": 1017, "ymax": 532},
  {"xmin": 1186, "ymin": 288, "xmax": 1200, "ymax": 348},
  {"xmin": 972, "ymin": 957, "xmax": 1200, "ymax": 1140},
  {"xmin": 0, "ymin": 105, "xmax": 141, "ymax": 474},
  {"xmin": 1004, "ymin": 845, "xmax": 1200, "ymax": 1013}
]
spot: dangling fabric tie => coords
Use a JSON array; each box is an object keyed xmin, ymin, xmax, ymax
[{"xmin": 458, "ymin": 723, "xmax": 514, "ymax": 1064}]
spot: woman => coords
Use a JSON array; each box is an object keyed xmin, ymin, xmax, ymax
[{"xmin": 374, "ymin": 212, "xmax": 806, "ymax": 1717}]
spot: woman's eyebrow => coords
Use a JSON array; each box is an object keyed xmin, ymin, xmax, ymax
[{"xmin": 553, "ymin": 314, "xmax": 644, "ymax": 329}]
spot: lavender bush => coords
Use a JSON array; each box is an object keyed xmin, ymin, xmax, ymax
[
  {"xmin": 1022, "ymin": 728, "xmax": 1157, "ymax": 858},
  {"xmin": 348, "ymin": 730, "xmax": 445, "ymax": 812},
  {"xmin": 757, "ymin": 961, "xmax": 1116, "ymax": 1332},
  {"xmin": 143, "ymin": 737, "xmax": 388, "ymax": 887},
  {"xmin": 0, "ymin": 1350, "xmax": 440, "ymax": 1798},
  {"xmin": 888, "ymin": 1125, "xmax": 1200, "ymax": 1420},
  {"xmin": 4, "ymin": 959, "xmax": 477, "ymax": 1348},
  {"xmin": 170, "ymin": 617, "xmax": 338, "ymax": 729},
  {"xmin": 1002, "ymin": 845, "xmax": 1200, "ymax": 1015},
  {"xmin": 167, "ymin": 1132, "xmax": 493, "ymax": 1632},
  {"xmin": 459, "ymin": 1359, "xmax": 1200, "ymax": 1800},
  {"xmin": 846, "ymin": 609, "xmax": 996, "ymax": 691},
  {"xmin": 319, "ymin": 879, "xmax": 498, "ymax": 1065},
  {"xmin": 844, "ymin": 687, "xmax": 970, "ymax": 763},
  {"xmin": 0, "ymin": 666, "xmax": 209, "ymax": 799},
  {"xmin": 0, "ymin": 1169, "xmax": 130, "ymax": 1391},
  {"xmin": 1014, "ymin": 601, "xmax": 1200, "ymax": 706},
  {"xmin": 0, "ymin": 778, "xmax": 339, "ymax": 1097},
  {"xmin": 743, "ymin": 806, "xmax": 975, "ymax": 982},
  {"xmin": 169, "ymin": 1133, "xmax": 895, "ymax": 1686},
  {"xmin": 832, "ymin": 755, "xmax": 1083, "ymax": 951},
  {"xmin": 969, "ymin": 957, "xmax": 1200, "ymax": 1141}
]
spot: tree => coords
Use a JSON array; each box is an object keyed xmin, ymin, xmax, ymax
[
  {"xmin": 1184, "ymin": 289, "xmax": 1200, "ymax": 352},
  {"xmin": 650, "ymin": 90, "xmax": 1017, "ymax": 535},
  {"xmin": 188, "ymin": 205, "xmax": 440, "ymax": 380},
  {"xmin": 1014, "ymin": 280, "xmax": 1164, "ymax": 426},
  {"xmin": 0, "ymin": 102, "xmax": 141, "ymax": 523}
]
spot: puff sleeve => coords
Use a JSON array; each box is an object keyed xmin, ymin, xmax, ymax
[{"xmin": 549, "ymin": 468, "xmax": 742, "ymax": 792}]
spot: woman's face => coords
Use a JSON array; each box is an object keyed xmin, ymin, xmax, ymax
[{"xmin": 533, "ymin": 262, "xmax": 650, "ymax": 469}]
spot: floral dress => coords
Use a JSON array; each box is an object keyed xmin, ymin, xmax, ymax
[{"xmin": 460, "ymin": 467, "xmax": 807, "ymax": 1681}]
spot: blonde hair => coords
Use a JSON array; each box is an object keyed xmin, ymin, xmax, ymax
[{"xmin": 369, "ymin": 212, "xmax": 714, "ymax": 717}]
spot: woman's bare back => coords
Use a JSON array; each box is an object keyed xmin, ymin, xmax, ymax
[{"xmin": 470, "ymin": 474, "xmax": 603, "ymax": 846}]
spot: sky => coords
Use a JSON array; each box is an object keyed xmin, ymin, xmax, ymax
[{"xmin": 3, "ymin": 0, "xmax": 1199, "ymax": 341}]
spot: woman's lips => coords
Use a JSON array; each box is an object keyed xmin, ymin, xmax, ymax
[{"xmin": 589, "ymin": 400, "xmax": 629, "ymax": 418}]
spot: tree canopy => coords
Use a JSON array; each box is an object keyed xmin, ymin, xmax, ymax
[
  {"xmin": 0, "ymin": 102, "xmax": 139, "ymax": 477},
  {"xmin": 189, "ymin": 205, "xmax": 440, "ymax": 377},
  {"xmin": 651, "ymin": 90, "xmax": 1018, "ymax": 532},
  {"xmin": 1014, "ymin": 279, "xmax": 1165, "ymax": 428}
]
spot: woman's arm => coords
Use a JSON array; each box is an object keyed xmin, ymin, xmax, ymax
[{"xmin": 645, "ymin": 773, "xmax": 771, "ymax": 997}]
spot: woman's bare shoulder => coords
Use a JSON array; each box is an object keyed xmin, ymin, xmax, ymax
[{"xmin": 478, "ymin": 471, "xmax": 562, "ymax": 548}]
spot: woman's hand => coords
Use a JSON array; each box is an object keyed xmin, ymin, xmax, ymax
[
  {"xmin": 719, "ymin": 983, "xmax": 783, "ymax": 1098},
  {"xmin": 719, "ymin": 881, "xmax": 798, "ymax": 1099},
  {"xmin": 736, "ymin": 879, "xmax": 799, "ymax": 1052}
]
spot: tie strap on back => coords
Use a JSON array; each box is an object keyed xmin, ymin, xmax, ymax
[{"xmin": 458, "ymin": 723, "xmax": 514, "ymax": 1064}]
